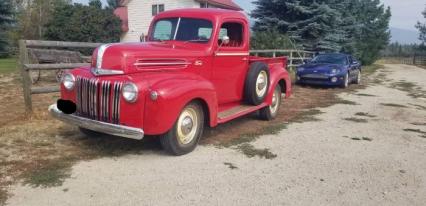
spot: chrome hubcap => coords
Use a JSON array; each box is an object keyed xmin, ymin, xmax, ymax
[
  {"xmin": 177, "ymin": 108, "xmax": 198, "ymax": 145},
  {"xmin": 256, "ymin": 71, "xmax": 268, "ymax": 97},
  {"xmin": 270, "ymin": 89, "xmax": 280, "ymax": 114}
]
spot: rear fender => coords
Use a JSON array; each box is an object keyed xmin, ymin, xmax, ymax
[
  {"xmin": 143, "ymin": 78, "xmax": 218, "ymax": 135},
  {"xmin": 265, "ymin": 64, "xmax": 292, "ymax": 104}
]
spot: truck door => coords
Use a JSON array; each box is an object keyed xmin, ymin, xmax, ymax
[{"xmin": 212, "ymin": 20, "xmax": 249, "ymax": 104}]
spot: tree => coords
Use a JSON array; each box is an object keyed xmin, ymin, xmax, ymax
[
  {"xmin": 9, "ymin": 0, "xmax": 71, "ymax": 46},
  {"xmin": 416, "ymin": 6, "xmax": 426, "ymax": 44},
  {"xmin": 350, "ymin": 0, "xmax": 391, "ymax": 65},
  {"xmin": 252, "ymin": 0, "xmax": 347, "ymax": 51},
  {"xmin": 107, "ymin": 0, "xmax": 120, "ymax": 9},
  {"xmin": 44, "ymin": 0, "xmax": 122, "ymax": 43},
  {"xmin": 0, "ymin": 0, "xmax": 14, "ymax": 56},
  {"xmin": 251, "ymin": 29, "xmax": 293, "ymax": 50},
  {"xmin": 251, "ymin": 0, "xmax": 391, "ymax": 65}
]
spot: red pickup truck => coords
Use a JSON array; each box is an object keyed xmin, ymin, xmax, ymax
[{"xmin": 49, "ymin": 8, "xmax": 292, "ymax": 155}]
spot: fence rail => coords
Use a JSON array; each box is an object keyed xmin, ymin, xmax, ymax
[
  {"xmin": 379, "ymin": 56, "xmax": 426, "ymax": 66},
  {"xmin": 19, "ymin": 40, "xmax": 314, "ymax": 114},
  {"xmin": 19, "ymin": 40, "xmax": 101, "ymax": 113},
  {"xmin": 249, "ymin": 49, "xmax": 315, "ymax": 68}
]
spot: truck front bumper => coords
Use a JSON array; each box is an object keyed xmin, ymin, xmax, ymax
[{"xmin": 49, "ymin": 104, "xmax": 144, "ymax": 140}]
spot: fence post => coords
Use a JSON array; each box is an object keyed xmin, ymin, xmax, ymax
[
  {"xmin": 289, "ymin": 51, "xmax": 293, "ymax": 67},
  {"xmin": 412, "ymin": 53, "xmax": 416, "ymax": 65},
  {"xmin": 19, "ymin": 40, "xmax": 32, "ymax": 114}
]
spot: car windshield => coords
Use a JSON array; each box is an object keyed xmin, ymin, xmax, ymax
[
  {"xmin": 151, "ymin": 18, "xmax": 213, "ymax": 43},
  {"xmin": 311, "ymin": 55, "xmax": 348, "ymax": 65}
]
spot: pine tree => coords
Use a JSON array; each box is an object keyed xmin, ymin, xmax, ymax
[
  {"xmin": 350, "ymin": 0, "xmax": 391, "ymax": 65},
  {"xmin": 251, "ymin": 0, "xmax": 391, "ymax": 65},
  {"xmin": 0, "ymin": 0, "xmax": 14, "ymax": 56},
  {"xmin": 251, "ymin": 0, "xmax": 348, "ymax": 51},
  {"xmin": 415, "ymin": 6, "xmax": 426, "ymax": 44}
]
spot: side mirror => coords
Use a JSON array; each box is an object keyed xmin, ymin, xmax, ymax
[
  {"xmin": 221, "ymin": 36, "xmax": 230, "ymax": 45},
  {"xmin": 352, "ymin": 60, "xmax": 359, "ymax": 65}
]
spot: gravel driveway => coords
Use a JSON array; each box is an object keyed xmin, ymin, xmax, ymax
[{"xmin": 6, "ymin": 64, "xmax": 426, "ymax": 206}]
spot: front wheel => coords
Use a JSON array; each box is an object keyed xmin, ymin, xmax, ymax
[
  {"xmin": 160, "ymin": 102, "xmax": 204, "ymax": 156},
  {"xmin": 259, "ymin": 84, "xmax": 282, "ymax": 120},
  {"xmin": 341, "ymin": 72, "xmax": 349, "ymax": 88}
]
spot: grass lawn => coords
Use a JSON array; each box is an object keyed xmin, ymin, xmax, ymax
[{"xmin": 0, "ymin": 57, "xmax": 18, "ymax": 74}]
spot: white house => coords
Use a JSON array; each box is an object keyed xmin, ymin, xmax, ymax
[{"xmin": 114, "ymin": 0, "xmax": 242, "ymax": 42}]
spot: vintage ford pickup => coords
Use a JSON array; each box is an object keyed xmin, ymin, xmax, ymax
[{"xmin": 49, "ymin": 8, "xmax": 292, "ymax": 155}]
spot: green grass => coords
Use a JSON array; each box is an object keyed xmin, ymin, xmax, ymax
[
  {"xmin": 236, "ymin": 143, "xmax": 277, "ymax": 159},
  {"xmin": 355, "ymin": 112, "xmax": 376, "ymax": 118},
  {"xmin": 380, "ymin": 103, "xmax": 408, "ymax": 108},
  {"xmin": 362, "ymin": 64, "xmax": 383, "ymax": 76},
  {"xmin": 0, "ymin": 58, "xmax": 17, "ymax": 74},
  {"xmin": 22, "ymin": 157, "xmax": 74, "ymax": 188},
  {"xmin": 343, "ymin": 117, "xmax": 368, "ymax": 123}
]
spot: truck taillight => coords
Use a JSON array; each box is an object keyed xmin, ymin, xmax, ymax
[{"xmin": 91, "ymin": 48, "xmax": 99, "ymax": 68}]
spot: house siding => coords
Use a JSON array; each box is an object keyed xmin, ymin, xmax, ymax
[{"xmin": 121, "ymin": 0, "xmax": 221, "ymax": 42}]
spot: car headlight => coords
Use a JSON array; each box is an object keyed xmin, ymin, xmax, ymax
[
  {"xmin": 331, "ymin": 68, "xmax": 340, "ymax": 74},
  {"xmin": 122, "ymin": 82, "xmax": 138, "ymax": 103},
  {"xmin": 62, "ymin": 73, "xmax": 75, "ymax": 91}
]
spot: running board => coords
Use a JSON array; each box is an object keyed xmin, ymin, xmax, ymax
[{"xmin": 217, "ymin": 103, "xmax": 268, "ymax": 124}]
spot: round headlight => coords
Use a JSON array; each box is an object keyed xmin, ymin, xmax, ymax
[
  {"xmin": 122, "ymin": 82, "xmax": 138, "ymax": 103},
  {"xmin": 62, "ymin": 73, "xmax": 75, "ymax": 90}
]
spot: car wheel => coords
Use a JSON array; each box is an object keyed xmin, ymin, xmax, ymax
[
  {"xmin": 354, "ymin": 70, "xmax": 361, "ymax": 84},
  {"xmin": 259, "ymin": 84, "xmax": 282, "ymax": 120},
  {"xmin": 341, "ymin": 72, "xmax": 349, "ymax": 88},
  {"xmin": 244, "ymin": 62, "xmax": 270, "ymax": 105},
  {"xmin": 79, "ymin": 127, "xmax": 105, "ymax": 137},
  {"xmin": 160, "ymin": 102, "xmax": 204, "ymax": 156}
]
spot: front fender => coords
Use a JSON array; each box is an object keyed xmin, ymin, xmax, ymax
[{"xmin": 143, "ymin": 78, "xmax": 218, "ymax": 135}]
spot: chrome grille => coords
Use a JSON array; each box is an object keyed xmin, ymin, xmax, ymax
[{"xmin": 76, "ymin": 77, "xmax": 122, "ymax": 124}]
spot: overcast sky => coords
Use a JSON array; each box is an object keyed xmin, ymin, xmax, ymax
[{"xmin": 76, "ymin": 0, "xmax": 424, "ymax": 31}]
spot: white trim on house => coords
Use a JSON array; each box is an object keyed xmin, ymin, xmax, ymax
[{"xmin": 119, "ymin": 0, "xmax": 239, "ymax": 42}]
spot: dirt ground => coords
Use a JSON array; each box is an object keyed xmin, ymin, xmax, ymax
[{"xmin": 1, "ymin": 64, "xmax": 425, "ymax": 205}]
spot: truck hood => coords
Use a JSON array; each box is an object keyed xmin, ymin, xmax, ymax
[{"xmin": 93, "ymin": 42, "xmax": 209, "ymax": 75}]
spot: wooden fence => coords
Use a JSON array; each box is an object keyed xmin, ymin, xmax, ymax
[
  {"xmin": 19, "ymin": 40, "xmax": 314, "ymax": 114},
  {"xmin": 19, "ymin": 40, "xmax": 102, "ymax": 113},
  {"xmin": 379, "ymin": 56, "xmax": 426, "ymax": 66},
  {"xmin": 250, "ymin": 49, "xmax": 315, "ymax": 68}
]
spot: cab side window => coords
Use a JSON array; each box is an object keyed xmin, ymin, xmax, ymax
[{"xmin": 218, "ymin": 22, "xmax": 243, "ymax": 47}]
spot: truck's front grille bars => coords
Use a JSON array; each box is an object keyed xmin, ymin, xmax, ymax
[{"xmin": 76, "ymin": 77, "xmax": 122, "ymax": 124}]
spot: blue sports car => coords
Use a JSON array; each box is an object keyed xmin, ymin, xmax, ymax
[{"xmin": 295, "ymin": 53, "xmax": 362, "ymax": 88}]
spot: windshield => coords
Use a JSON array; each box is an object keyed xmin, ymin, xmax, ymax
[
  {"xmin": 151, "ymin": 18, "xmax": 213, "ymax": 43},
  {"xmin": 311, "ymin": 55, "xmax": 348, "ymax": 65}
]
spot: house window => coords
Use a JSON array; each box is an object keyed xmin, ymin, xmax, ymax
[
  {"xmin": 200, "ymin": 2, "xmax": 208, "ymax": 8},
  {"xmin": 152, "ymin": 4, "xmax": 165, "ymax": 16}
]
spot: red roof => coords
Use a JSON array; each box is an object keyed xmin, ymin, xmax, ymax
[{"xmin": 113, "ymin": 7, "xmax": 128, "ymax": 32}]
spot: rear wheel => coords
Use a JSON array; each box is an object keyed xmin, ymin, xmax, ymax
[
  {"xmin": 354, "ymin": 70, "xmax": 361, "ymax": 84},
  {"xmin": 160, "ymin": 102, "xmax": 204, "ymax": 156},
  {"xmin": 259, "ymin": 84, "xmax": 282, "ymax": 120},
  {"xmin": 244, "ymin": 62, "xmax": 270, "ymax": 105}
]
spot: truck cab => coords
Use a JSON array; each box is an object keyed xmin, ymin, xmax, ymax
[{"xmin": 50, "ymin": 9, "xmax": 292, "ymax": 155}]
